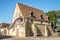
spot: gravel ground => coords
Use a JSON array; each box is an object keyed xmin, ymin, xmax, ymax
[{"xmin": 1, "ymin": 37, "xmax": 60, "ymax": 40}]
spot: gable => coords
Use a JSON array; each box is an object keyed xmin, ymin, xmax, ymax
[{"xmin": 12, "ymin": 3, "xmax": 24, "ymax": 23}]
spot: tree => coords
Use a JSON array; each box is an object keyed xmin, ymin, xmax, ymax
[{"xmin": 46, "ymin": 10, "xmax": 60, "ymax": 30}]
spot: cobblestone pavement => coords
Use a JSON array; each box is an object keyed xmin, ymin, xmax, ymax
[{"xmin": 1, "ymin": 37, "xmax": 60, "ymax": 40}]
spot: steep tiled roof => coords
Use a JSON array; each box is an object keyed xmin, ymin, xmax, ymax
[{"xmin": 17, "ymin": 3, "xmax": 48, "ymax": 20}]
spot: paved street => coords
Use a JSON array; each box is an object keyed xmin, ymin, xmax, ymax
[{"xmin": 1, "ymin": 37, "xmax": 60, "ymax": 40}]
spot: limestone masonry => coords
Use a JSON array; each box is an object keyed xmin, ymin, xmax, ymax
[{"xmin": 0, "ymin": 3, "xmax": 58, "ymax": 37}]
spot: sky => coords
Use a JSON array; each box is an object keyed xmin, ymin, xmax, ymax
[{"xmin": 0, "ymin": 0, "xmax": 60, "ymax": 23}]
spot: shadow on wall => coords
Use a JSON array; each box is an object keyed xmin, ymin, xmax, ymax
[
  {"xmin": 26, "ymin": 22, "xmax": 34, "ymax": 37},
  {"xmin": 47, "ymin": 27, "xmax": 51, "ymax": 36},
  {"xmin": 36, "ymin": 26, "xmax": 43, "ymax": 36}
]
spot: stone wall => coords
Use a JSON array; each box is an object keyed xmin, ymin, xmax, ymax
[
  {"xmin": 25, "ymin": 22, "xmax": 33, "ymax": 37},
  {"xmin": 9, "ymin": 18, "xmax": 58, "ymax": 37},
  {"xmin": 12, "ymin": 3, "xmax": 24, "ymax": 23},
  {"xmin": 35, "ymin": 24, "xmax": 45, "ymax": 36}
]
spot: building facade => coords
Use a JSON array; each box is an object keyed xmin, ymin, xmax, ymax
[
  {"xmin": 8, "ymin": 3, "xmax": 58, "ymax": 37},
  {"xmin": 0, "ymin": 23, "xmax": 10, "ymax": 35}
]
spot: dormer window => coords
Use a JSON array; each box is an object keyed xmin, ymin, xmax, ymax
[
  {"xmin": 31, "ymin": 12, "xmax": 33, "ymax": 17},
  {"xmin": 40, "ymin": 14, "xmax": 43, "ymax": 19},
  {"xmin": 48, "ymin": 17, "xmax": 50, "ymax": 21},
  {"xmin": 29, "ymin": 11, "xmax": 33, "ymax": 17}
]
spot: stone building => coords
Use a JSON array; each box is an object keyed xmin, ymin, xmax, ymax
[
  {"xmin": 0, "ymin": 23, "xmax": 10, "ymax": 35},
  {"xmin": 9, "ymin": 3, "xmax": 58, "ymax": 37}
]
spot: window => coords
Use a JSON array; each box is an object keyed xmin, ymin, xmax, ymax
[
  {"xmin": 21, "ymin": 18, "xmax": 23, "ymax": 22},
  {"xmin": 40, "ymin": 14, "xmax": 43, "ymax": 19},
  {"xmin": 48, "ymin": 17, "xmax": 50, "ymax": 20},
  {"xmin": 29, "ymin": 11, "xmax": 33, "ymax": 17},
  {"xmin": 31, "ymin": 12, "xmax": 33, "ymax": 17}
]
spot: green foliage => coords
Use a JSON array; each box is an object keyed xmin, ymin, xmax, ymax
[
  {"xmin": 46, "ymin": 10, "xmax": 60, "ymax": 30},
  {"xmin": 46, "ymin": 10, "xmax": 60, "ymax": 25},
  {"xmin": 56, "ymin": 26, "xmax": 60, "ymax": 30}
]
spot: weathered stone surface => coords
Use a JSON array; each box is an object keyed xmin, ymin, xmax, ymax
[{"xmin": 8, "ymin": 3, "xmax": 58, "ymax": 37}]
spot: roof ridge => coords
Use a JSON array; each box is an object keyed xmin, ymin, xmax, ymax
[{"xmin": 17, "ymin": 2, "xmax": 44, "ymax": 12}]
